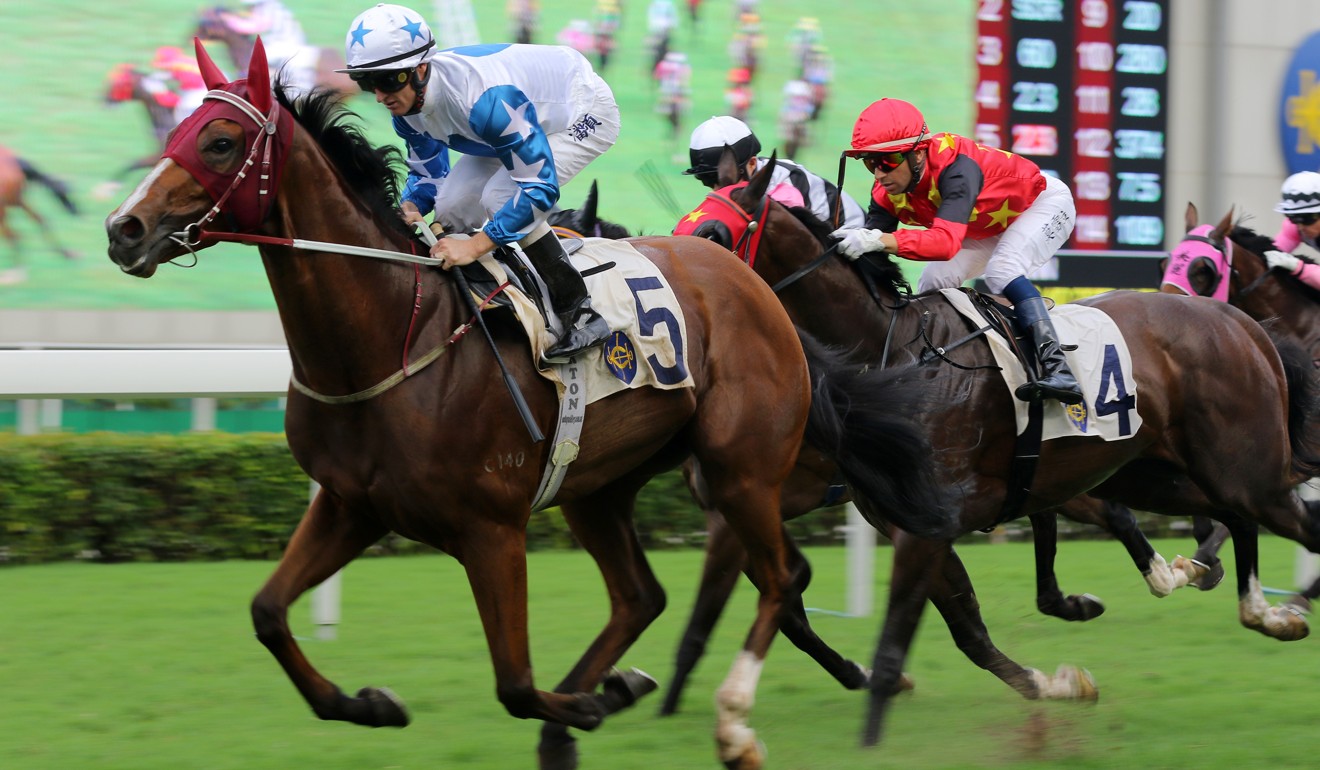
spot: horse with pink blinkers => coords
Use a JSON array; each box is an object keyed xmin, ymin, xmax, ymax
[{"xmin": 103, "ymin": 36, "xmax": 956, "ymax": 770}]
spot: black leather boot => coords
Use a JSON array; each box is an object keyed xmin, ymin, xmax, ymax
[
  {"xmin": 1012, "ymin": 296, "xmax": 1084, "ymax": 405},
  {"xmin": 521, "ymin": 232, "xmax": 611, "ymax": 363}
]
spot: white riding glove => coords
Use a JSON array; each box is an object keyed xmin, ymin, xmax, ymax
[
  {"xmin": 829, "ymin": 227, "xmax": 886, "ymax": 260},
  {"xmin": 1264, "ymin": 250, "xmax": 1302, "ymax": 273}
]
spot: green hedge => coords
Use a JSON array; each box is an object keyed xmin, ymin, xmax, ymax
[{"xmin": 0, "ymin": 432, "xmax": 863, "ymax": 565}]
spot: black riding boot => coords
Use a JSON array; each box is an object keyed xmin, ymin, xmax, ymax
[
  {"xmin": 521, "ymin": 232, "xmax": 611, "ymax": 363},
  {"xmin": 1012, "ymin": 296, "xmax": 1084, "ymax": 405}
]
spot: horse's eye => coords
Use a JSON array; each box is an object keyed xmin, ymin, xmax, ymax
[{"xmin": 208, "ymin": 138, "xmax": 236, "ymax": 154}]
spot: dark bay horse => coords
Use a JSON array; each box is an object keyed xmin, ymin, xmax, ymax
[
  {"xmin": 103, "ymin": 40, "xmax": 954, "ymax": 770},
  {"xmin": 552, "ymin": 181, "xmax": 1197, "ymax": 717},
  {"xmin": 676, "ymin": 154, "xmax": 1320, "ymax": 747}
]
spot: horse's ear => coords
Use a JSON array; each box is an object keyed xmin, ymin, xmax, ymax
[
  {"xmin": 1184, "ymin": 202, "xmax": 1198, "ymax": 234},
  {"xmin": 717, "ymin": 145, "xmax": 740, "ymax": 187},
  {"xmin": 194, "ymin": 37, "xmax": 228, "ymax": 90},
  {"xmin": 583, "ymin": 180, "xmax": 599, "ymax": 226},
  {"xmin": 744, "ymin": 150, "xmax": 776, "ymax": 203},
  {"xmin": 1211, "ymin": 206, "xmax": 1234, "ymax": 242},
  {"xmin": 246, "ymin": 36, "xmax": 273, "ymax": 114}
]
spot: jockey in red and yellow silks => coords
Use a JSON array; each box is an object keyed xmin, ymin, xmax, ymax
[{"xmin": 831, "ymin": 97, "xmax": 1082, "ymax": 405}]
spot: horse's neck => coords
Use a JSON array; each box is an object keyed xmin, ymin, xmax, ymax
[
  {"xmin": 264, "ymin": 140, "xmax": 453, "ymax": 387},
  {"xmin": 773, "ymin": 254, "xmax": 899, "ymax": 351}
]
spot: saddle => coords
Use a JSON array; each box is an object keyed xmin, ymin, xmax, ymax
[{"xmin": 926, "ymin": 288, "xmax": 1075, "ymax": 386}]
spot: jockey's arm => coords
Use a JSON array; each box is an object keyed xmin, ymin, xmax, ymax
[
  {"xmin": 470, "ymin": 87, "xmax": 561, "ymax": 246},
  {"xmin": 393, "ymin": 117, "xmax": 450, "ymax": 218}
]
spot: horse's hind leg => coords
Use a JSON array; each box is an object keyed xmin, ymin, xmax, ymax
[
  {"xmin": 1223, "ymin": 510, "xmax": 1310, "ymax": 640},
  {"xmin": 537, "ymin": 484, "xmax": 666, "ymax": 769},
  {"xmin": 775, "ymin": 527, "xmax": 869, "ymax": 688},
  {"xmin": 18, "ymin": 202, "xmax": 76, "ymax": 260},
  {"xmin": 250, "ymin": 490, "xmax": 402, "ymax": 726},
  {"xmin": 1189, "ymin": 515, "xmax": 1230, "ymax": 590},
  {"xmin": 1029, "ymin": 510, "xmax": 1105, "ymax": 621}
]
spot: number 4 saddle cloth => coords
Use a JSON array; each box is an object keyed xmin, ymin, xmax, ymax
[
  {"xmin": 472, "ymin": 237, "xmax": 696, "ymax": 404},
  {"xmin": 939, "ymin": 288, "xmax": 1144, "ymax": 442}
]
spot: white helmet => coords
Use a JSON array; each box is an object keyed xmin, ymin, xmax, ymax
[
  {"xmin": 338, "ymin": 4, "xmax": 435, "ymax": 73},
  {"xmin": 684, "ymin": 116, "xmax": 761, "ymax": 177},
  {"xmin": 1275, "ymin": 171, "xmax": 1320, "ymax": 215}
]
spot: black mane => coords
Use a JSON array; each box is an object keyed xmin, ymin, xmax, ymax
[
  {"xmin": 784, "ymin": 205, "xmax": 908, "ymax": 292},
  {"xmin": 275, "ymin": 86, "xmax": 413, "ymax": 240}
]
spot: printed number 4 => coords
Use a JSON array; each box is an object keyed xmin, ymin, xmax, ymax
[
  {"xmin": 1095, "ymin": 343, "xmax": 1135, "ymax": 436},
  {"xmin": 626, "ymin": 276, "xmax": 689, "ymax": 385}
]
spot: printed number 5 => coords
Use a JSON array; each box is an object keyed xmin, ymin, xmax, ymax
[
  {"xmin": 1095, "ymin": 343, "xmax": 1135, "ymax": 436},
  {"xmin": 626, "ymin": 276, "xmax": 689, "ymax": 385}
]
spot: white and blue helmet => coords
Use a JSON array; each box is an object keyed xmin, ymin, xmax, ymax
[{"xmin": 338, "ymin": 4, "xmax": 435, "ymax": 73}]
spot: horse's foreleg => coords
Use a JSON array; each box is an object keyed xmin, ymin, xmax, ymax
[
  {"xmin": 863, "ymin": 530, "xmax": 943, "ymax": 747},
  {"xmin": 930, "ymin": 542, "xmax": 1098, "ymax": 702},
  {"xmin": 660, "ymin": 511, "xmax": 746, "ymax": 716},
  {"xmin": 250, "ymin": 490, "xmax": 399, "ymax": 726},
  {"xmin": 537, "ymin": 490, "xmax": 665, "ymax": 770}
]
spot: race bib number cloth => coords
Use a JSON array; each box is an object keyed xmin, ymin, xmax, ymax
[
  {"xmin": 476, "ymin": 238, "xmax": 695, "ymax": 403},
  {"xmin": 938, "ymin": 289, "xmax": 1143, "ymax": 442}
]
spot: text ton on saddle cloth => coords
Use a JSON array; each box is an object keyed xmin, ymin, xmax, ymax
[
  {"xmin": 475, "ymin": 238, "xmax": 695, "ymax": 402},
  {"xmin": 939, "ymin": 289, "xmax": 1143, "ymax": 442}
]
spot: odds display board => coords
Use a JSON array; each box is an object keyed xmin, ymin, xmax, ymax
[{"xmin": 974, "ymin": 0, "xmax": 1170, "ymax": 251}]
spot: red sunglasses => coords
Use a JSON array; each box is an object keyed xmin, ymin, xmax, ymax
[{"xmin": 861, "ymin": 151, "xmax": 907, "ymax": 173}]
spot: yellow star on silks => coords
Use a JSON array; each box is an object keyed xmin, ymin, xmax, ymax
[
  {"xmin": 985, "ymin": 199, "xmax": 1021, "ymax": 230},
  {"xmin": 969, "ymin": 206, "xmax": 979, "ymax": 223},
  {"xmin": 936, "ymin": 134, "xmax": 957, "ymax": 154},
  {"xmin": 888, "ymin": 193, "xmax": 913, "ymax": 214},
  {"xmin": 683, "ymin": 208, "xmax": 708, "ymax": 224},
  {"xmin": 927, "ymin": 187, "xmax": 942, "ymax": 208}
]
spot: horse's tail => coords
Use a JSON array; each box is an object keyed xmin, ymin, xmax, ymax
[
  {"xmin": 1275, "ymin": 336, "xmax": 1320, "ymax": 478},
  {"xmin": 18, "ymin": 158, "xmax": 78, "ymax": 215},
  {"xmin": 798, "ymin": 328, "xmax": 957, "ymax": 540}
]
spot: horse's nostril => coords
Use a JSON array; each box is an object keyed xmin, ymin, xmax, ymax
[{"xmin": 110, "ymin": 215, "xmax": 145, "ymax": 245}]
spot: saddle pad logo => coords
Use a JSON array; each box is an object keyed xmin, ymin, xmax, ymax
[
  {"xmin": 604, "ymin": 331, "xmax": 638, "ymax": 384},
  {"xmin": 1065, "ymin": 400, "xmax": 1089, "ymax": 433}
]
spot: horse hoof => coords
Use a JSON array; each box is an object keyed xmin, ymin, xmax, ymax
[
  {"xmin": 354, "ymin": 686, "xmax": 410, "ymax": 727},
  {"xmin": 538, "ymin": 735, "xmax": 579, "ymax": 770},
  {"xmin": 1073, "ymin": 593, "xmax": 1106, "ymax": 620},
  {"xmin": 1030, "ymin": 665, "xmax": 1098, "ymax": 701},
  {"xmin": 894, "ymin": 672, "xmax": 916, "ymax": 694},
  {"xmin": 602, "ymin": 667, "xmax": 658, "ymax": 711},
  {"xmin": 1284, "ymin": 594, "xmax": 1313, "ymax": 615},
  {"xmin": 721, "ymin": 739, "xmax": 766, "ymax": 770},
  {"xmin": 1189, "ymin": 560, "xmax": 1224, "ymax": 591}
]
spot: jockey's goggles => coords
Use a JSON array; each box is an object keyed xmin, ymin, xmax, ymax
[
  {"xmin": 349, "ymin": 69, "xmax": 413, "ymax": 94},
  {"xmin": 1287, "ymin": 212, "xmax": 1320, "ymax": 226},
  {"xmin": 861, "ymin": 151, "xmax": 907, "ymax": 174}
]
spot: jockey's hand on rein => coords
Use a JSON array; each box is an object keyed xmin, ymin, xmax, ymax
[
  {"xmin": 829, "ymin": 227, "xmax": 886, "ymax": 260},
  {"xmin": 1264, "ymin": 250, "xmax": 1302, "ymax": 274}
]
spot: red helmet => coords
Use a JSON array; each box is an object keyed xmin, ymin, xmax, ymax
[{"xmin": 844, "ymin": 98, "xmax": 930, "ymax": 157}]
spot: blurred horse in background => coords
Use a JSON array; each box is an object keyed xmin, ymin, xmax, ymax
[
  {"xmin": 0, "ymin": 146, "xmax": 79, "ymax": 284},
  {"xmin": 102, "ymin": 64, "xmax": 179, "ymax": 185},
  {"xmin": 196, "ymin": 6, "xmax": 354, "ymax": 101}
]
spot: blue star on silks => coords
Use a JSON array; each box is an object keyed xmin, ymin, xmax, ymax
[
  {"xmin": 401, "ymin": 18, "xmax": 425, "ymax": 43},
  {"xmin": 349, "ymin": 21, "xmax": 372, "ymax": 48}
]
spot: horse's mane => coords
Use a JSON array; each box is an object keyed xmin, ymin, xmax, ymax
[
  {"xmin": 275, "ymin": 85, "xmax": 412, "ymax": 240},
  {"xmin": 783, "ymin": 204, "xmax": 908, "ymax": 292},
  {"xmin": 1230, "ymin": 224, "xmax": 1320, "ymax": 302}
]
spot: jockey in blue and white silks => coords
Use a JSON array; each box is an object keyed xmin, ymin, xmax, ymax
[
  {"xmin": 395, "ymin": 43, "xmax": 620, "ymax": 243},
  {"xmin": 340, "ymin": 4, "xmax": 619, "ymax": 363}
]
